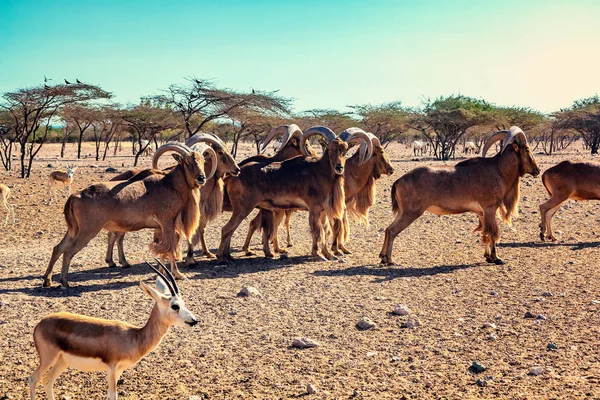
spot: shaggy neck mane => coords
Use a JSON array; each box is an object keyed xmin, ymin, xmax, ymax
[
  {"xmin": 319, "ymin": 149, "xmax": 346, "ymax": 220},
  {"xmin": 165, "ymin": 164, "xmax": 201, "ymax": 241},
  {"xmin": 201, "ymin": 175, "xmax": 224, "ymax": 222},
  {"xmin": 496, "ymin": 148, "xmax": 522, "ymax": 224}
]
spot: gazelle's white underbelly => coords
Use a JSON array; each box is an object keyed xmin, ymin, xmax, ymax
[{"xmin": 62, "ymin": 353, "xmax": 107, "ymax": 372}]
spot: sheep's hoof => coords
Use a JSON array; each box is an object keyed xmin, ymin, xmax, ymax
[
  {"xmin": 245, "ymin": 250, "xmax": 256, "ymax": 256},
  {"xmin": 185, "ymin": 257, "xmax": 197, "ymax": 266},
  {"xmin": 106, "ymin": 262, "xmax": 117, "ymax": 268},
  {"xmin": 264, "ymin": 252, "xmax": 275, "ymax": 258},
  {"xmin": 275, "ymin": 248, "xmax": 287, "ymax": 254},
  {"xmin": 42, "ymin": 278, "xmax": 52, "ymax": 288},
  {"xmin": 172, "ymin": 273, "xmax": 187, "ymax": 281},
  {"xmin": 287, "ymin": 243, "xmax": 294, "ymax": 248},
  {"xmin": 59, "ymin": 281, "xmax": 71, "ymax": 289},
  {"xmin": 121, "ymin": 263, "xmax": 132, "ymax": 269},
  {"xmin": 313, "ymin": 255, "xmax": 328, "ymax": 262},
  {"xmin": 548, "ymin": 236, "xmax": 557, "ymax": 242},
  {"xmin": 494, "ymin": 259, "xmax": 505, "ymax": 265},
  {"xmin": 204, "ymin": 251, "xmax": 216, "ymax": 259}
]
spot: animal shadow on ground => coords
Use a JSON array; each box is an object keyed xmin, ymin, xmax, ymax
[
  {"xmin": 189, "ymin": 254, "xmax": 314, "ymax": 280},
  {"xmin": 0, "ymin": 261, "xmax": 162, "ymax": 297},
  {"xmin": 498, "ymin": 240, "xmax": 600, "ymax": 251},
  {"xmin": 313, "ymin": 263, "xmax": 475, "ymax": 283}
]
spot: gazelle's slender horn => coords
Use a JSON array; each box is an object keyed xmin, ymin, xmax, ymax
[
  {"xmin": 153, "ymin": 258, "xmax": 180, "ymax": 294},
  {"xmin": 145, "ymin": 261, "xmax": 176, "ymax": 296}
]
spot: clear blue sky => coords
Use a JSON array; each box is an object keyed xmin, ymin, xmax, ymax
[{"xmin": 1, "ymin": 0, "xmax": 599, "ymax": 113}]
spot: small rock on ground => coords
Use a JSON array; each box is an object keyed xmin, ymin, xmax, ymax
[
  {"xmin": 237, "ymin": 286, "xmax": 261, "ymax": 297},
  {"xmin": 306, "ymin": 383, "xmax": 318, "ymax": 394},
  {"xmin": 529, "ymin": 366, "xmax": 544, "ymax": 376},
  {"xmin": 469, "ymin": 361, "xmax": 487, "ymax": 373},
  {"xmin": 292, "ymin": 337, "xmax": 320, "ymax": 349},
  {"xmin": 357, "ymin": 317, "xmax": 376, "ymax": 330},
  {"xmin": 393, "ymin": 304, "xmax": 411, "ymax": 316},
  {"xmin": 524, "ymin": 311, "xmax": 536, "ymax": 318}
]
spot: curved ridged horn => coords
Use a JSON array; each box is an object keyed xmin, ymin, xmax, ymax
[
  {"xmin": 482, "ymin": 126, "xmax": 528, "ymax": 157},
  {"xmin": 500, "ymin": 126, "xmax": 527, "ymax": 154},
  {"xmin": 482, "ymin": 130, "xmax": 509, "ymax": 157},
  {"xmin": 152, "ymin": 258, "xmax": 180, "ymax": 294},
  {"xmin": 300, "ymin": 126, "xmax": 337, "ymax": 157},
  {"xmin": 260, "ymin": 124, "xmax": 303, "ymax": 153},
  {"xmin": 339, "ymin": 127, "xmax": 373, "ymax": 164},
  {"xmin": 185, "ymin": 133, "xmax": 225, "ymax": 149},
  {"xmin": 145, "ymin": 260, "xmax": 176, "ymax": 296},
  {"xmin": 367, "ymin": 132, "xmax": 382, "ymax": 148},
  {"xmin": 191, "ymin": 143, "xmax": 218, "ymax": 180},
  {"xmin": 152, "ymin": 143, "xmax": 191, "ymax": 169}
]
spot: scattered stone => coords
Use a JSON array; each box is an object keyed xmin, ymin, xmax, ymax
[
  {"xmin": 541, "ymin": 291, "xmax": 553, "ymax": 297},
  {"xmin": 524, "ymin": 311, "xmax": 536, "ymax": 319},
  {"xmin": 487, "ymin": 334, "xmax": 497, "ymax": 341},
  {"xmin": 306, "ymin": 383, "xmax": 318, "ymax": 394},
  {"xmin": 237, "ymin": 286, "xmax": 261, "ymax": 297},
  {"xmin": 403, "ymin": 315, "xmax": 421, "ymax": 329},
  {"xmin": 494, "ymin": 315, "xmax": 502, "ymax": 321},
  {"xmin": 536, "ymin": 314, "xmax": 547, "ymax": 320},
  {"xmin": 292, "ymin": 337, "xmax": 320, "ymax": 349},
  {"xmin": 476, "ymin": 378, "xmax": 488, "ymax": 387},
  {"xmin": 391, "ymin": 356, "xmax": 401, "ymax": 362},
  {"xmin": 529, "ymin": 366, "xmax": 544, "ymax": 376},
  {"xmin": 105, "ymin": 167, "xmax": 118, "ymax": 173},
  {"xmin": 591, "ymin": 300, "xmax": 600, "ymax": 305},
  {"xmin": 47, "ymin": 163, "xmax": 54, "ymax": 168},
  {"xmin": 357, "ymin": 317, "xmax": 376, "ymax": 330},
  {"xmin": 393, "ymin": 304, "xmax": 411, "ymax": 316},
  {"xmin": 482, "ymin": 322, "xmax": 496, "ymax": 329},
  {"xmin": 366, "ymin": 351, "xmax": 377, "ymax": 357},
  {"xmin": 469, "ymin": 361, "xmax": 487, "ymax": 374},
  {"xmin": 547, "ymin": 342, "xmax": 558, "ymax": 350},
  {"xmin": 489, "ymin": 290, "xmax": 497, "ymax": 296}
]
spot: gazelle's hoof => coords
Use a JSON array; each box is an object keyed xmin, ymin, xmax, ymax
[
  {"xmin": 264, "ymin": 253, "xmax": 275, "ymax": 258},
  {"xmin": 185, "ymin": 257, "xmax": 197, "ymax": 266},
  {"xmin": 42, "ymin": 278, "xmax": 52, "ymax": 288},
  {"xmin": 245, "ymin": 250, "xmax": 256, "ymax": 256}
]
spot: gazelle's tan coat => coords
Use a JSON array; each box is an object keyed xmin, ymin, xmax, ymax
[{"xmin": 30, "ymin": 264, "xmax": 198, "ymax": 400}]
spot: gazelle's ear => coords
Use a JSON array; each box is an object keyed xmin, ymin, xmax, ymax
[
  {"xmin": 140, "ymin": 281, "xmax": 164, "ymax": 302},
  {"xmin": 155, "ymin": 276, "xmax": 170, "ymax": 296}
]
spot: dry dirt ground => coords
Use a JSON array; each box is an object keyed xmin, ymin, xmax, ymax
[{"xmin": 0, "ymin": 142, "xmax": 599, "ymax": 400}]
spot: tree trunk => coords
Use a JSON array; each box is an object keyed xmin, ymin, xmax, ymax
[{"xmin": 77, "ymin": 130, "xmax": 84, "ymax": 159}]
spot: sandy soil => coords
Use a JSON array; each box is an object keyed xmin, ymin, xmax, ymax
[{"xmin": 0, "ymin": 141, "xmax": 599, "ymax": 399}]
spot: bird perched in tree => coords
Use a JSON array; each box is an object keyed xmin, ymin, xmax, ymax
[
  {"xmin": 76, "ymin": 78, "xmax": 82, "ymax": 84},
  {"xmin": 252, "ymin": 88, "xmax": 256, "ymax": 94},
  {"xmin": 64, "ymin": 79, "xmax": 71, "ymax": 84},
  {"xmin": 44, "ymin": 84, "xmax": 50, "ymax": 90},
  {"xmin": 194, "ymin": 78, "xmax": 201, "ymax": 84},
  {"xmin": 44, "ymin": 75, "xmax": 48, "ymax": 82}
]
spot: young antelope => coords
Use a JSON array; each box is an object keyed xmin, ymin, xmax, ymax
[
  {"xmin": 0, "ymin": 183, "xmax": 16, "ymax": 226},
  {"xmin": 30, "ymin": 261, "xmax": 198, "ymax": 400},
  {"xmin": 49, "ymin": 165, "xmax": 77, "ymax": 203}
]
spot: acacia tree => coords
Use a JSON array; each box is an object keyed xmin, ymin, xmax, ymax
[
  {"xmin": 554, "ymin": 95, "xmax": 600, "ymax": 154},
  {"xmin": 0, "ymin": 110, "xmax": 15, "ymax": 171},
  {"xmin": 296, "ymin": 109, "xmax": 356, "ymax": 133},
  {"xmin": 62, "ymin": 104, "xmax": 98, "ymax": 159},
  {"xmin": 1, "ymin": 82, "xmax": 111, "ymax": 177},
  {"xmin": 416, "ymin": 95, "xmax": 495, "ymax": 160},
  {"xmin": 122, "ymin": 104, "xmax": 179, "ymax": 166},
  {"xmin": 154, "ymin": 78, "xmax": 292, "ymax": 139},
  {"xmin": 349, "ymin": 101, "xmax": 413, "ymax": 147}
]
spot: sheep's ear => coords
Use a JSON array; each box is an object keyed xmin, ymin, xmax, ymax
[
  {"xmin": 172, "ymin": 153, "xmax": 185, "ymax": 164},
  {"xmin": 512, "ymin": 143, "xmax": 519, "ymax": 152}
]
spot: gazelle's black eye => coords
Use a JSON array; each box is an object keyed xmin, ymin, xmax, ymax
[{"xmin": 171, "ymin": 304, "xmax": 180, "ymax": 311}]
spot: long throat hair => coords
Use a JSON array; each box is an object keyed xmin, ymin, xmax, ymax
[
  {"xmin": 500, "ymin": 181, "xmax": 520, "ymax": 225},
  {"xmin": 350, "ymin": 177, "xmax": 376, "ymax": 226},
  {"xmin": 325, "ymin": 175, "xmax": 346, "ymax": 220},
  {"xmin": 181, "ymin": 187, "xmax": 201, "ymax": 241},
  {"xmin": 201, "ymin": 178, "xmax": 223, "ymax": 223}
]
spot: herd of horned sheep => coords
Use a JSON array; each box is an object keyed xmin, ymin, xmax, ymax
[{"xmin": 1, "ymin": 124, "xmax": 598, "ymax": 399}]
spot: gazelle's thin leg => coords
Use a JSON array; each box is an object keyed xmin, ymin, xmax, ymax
[{"xmin": 41, "ymin": 357, "xmax": 67, "ymax": 400}]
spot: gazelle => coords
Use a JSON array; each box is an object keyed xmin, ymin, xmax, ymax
[
  {"xmin": 49, "ymin": 165, "xmax": 77, "ymax": 202},
  {"xmin": 0, "ymin": 183, "xmax": 15, "ymax": 226},
  {"xmin": 30, "ymin": 260, "xmax": 198, "ymax": 400}
]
